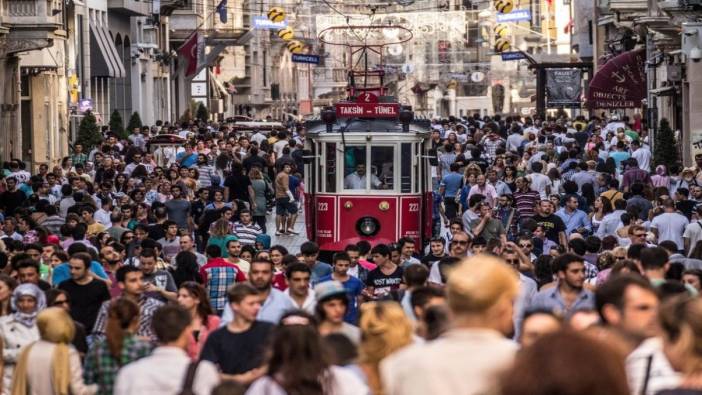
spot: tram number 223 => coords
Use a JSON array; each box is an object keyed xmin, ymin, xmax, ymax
[
  {"xmin": 408, "ymin": 203, "xmax": 419, "ymax": 212},
  {"xmin": 318, "ymin": 202, "xmax": 329, "ymax": 212}
]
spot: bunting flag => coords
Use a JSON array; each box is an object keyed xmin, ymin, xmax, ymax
[
  {"xmin": 177, "ymin": 32, "xmax": 205, "ymax": 77},
  {"xmin": 216, "ymin": 0, "xmax": 227, "ymax": 24}
]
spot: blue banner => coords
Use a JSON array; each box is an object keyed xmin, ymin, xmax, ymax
[
  {"xmin": 253, "ymin": 16, "xmax": 287, "ymax": 29},
  {"xmin": 291, "ymin": 54, "xmax": 320, "ymax": 64},
  {"xmin": 496, "ymin": 9, "xmax": 532, "ymax": 23},
  {"xmin": 501, "ymin": 51, "xmax": 526, "ymax": 61}
]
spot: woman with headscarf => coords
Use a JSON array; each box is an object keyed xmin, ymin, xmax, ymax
[
  {"xmin": 11, "ymin": 307, "xmax": 97, "ymax": 395},
  {"xmin": 0, "ymin": 284, "xmax": 44, "ymax": 395},
  {"xmin": 651, "ymin": 165, "xmax": 671, "ymax": 190}
]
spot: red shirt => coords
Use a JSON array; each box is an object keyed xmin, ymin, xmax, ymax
[{"xmin": 272, "ymin": 272, "xmax": 287, "ymax": 291}]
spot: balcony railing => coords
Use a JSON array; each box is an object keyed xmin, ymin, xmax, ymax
[
  {"xmin": 3, "ymin": 0, "xmax": 62, "ymax": 28},
  {"xmin": 107, "ymin": 0, "xmax": 151, "ymax": 17}
]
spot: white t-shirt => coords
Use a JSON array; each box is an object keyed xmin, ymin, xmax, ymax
[
  {"xmin": 651, "ymin": 212, "xmax": 690, "ymax": 250},
  {"xmin": 683, "ymin": 220, "xmax": 702, "ymax": 254},
  {"xmin": 632, "ymin": 147, "xmax": 652, "ymax": 171},
  {"xmin": 245, "ymin": 366, "xmax": 368, "ymax": 395},
  {"xmin": 273, "ymin": 139, "xmax": 289, "ymax": 157},
  {"xmin": 528, "ymin": 172, "xmax": 550, "ymax": 200}
]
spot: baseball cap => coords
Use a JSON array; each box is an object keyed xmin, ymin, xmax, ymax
[{"xmin": 314, "ymin": 281, "xmax": 347, "ymax": 302}]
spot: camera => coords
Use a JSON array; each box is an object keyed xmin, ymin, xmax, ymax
[{"xmin": 691, "ymin": 47, "xmax": 702, "ymax": 63}]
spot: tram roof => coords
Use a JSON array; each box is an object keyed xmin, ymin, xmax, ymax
[{"xmin": 305, "ymin": 118, "xmax": 432, "ymax": 134}]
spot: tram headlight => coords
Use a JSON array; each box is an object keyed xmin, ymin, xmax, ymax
[{"xmin": 356, "ymin": 217, "xmax": 380, "ymax": 237}]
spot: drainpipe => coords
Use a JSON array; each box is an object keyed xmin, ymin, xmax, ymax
[{"xmin": 82, "ymin": 2, "xmax": 91, "ymax": 99}]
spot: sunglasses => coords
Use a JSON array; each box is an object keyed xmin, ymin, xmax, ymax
[
  {"xmin": 505, "ymin": 259, "xmax": 520, "ymax": 264},
  {"xmin": 634, "ymin": 233, "xmax": 646, "ymax": 238},
  {"xmin": 452, "ymin": 240, "xmax": 469, "ymax": 245},
  {"xmin": 52, "ymin": 299, "xmax": 69, "ymax": 306},
  {"xmin": 519, "ymin": 244, "xmax": 532, "ymax": 248}
]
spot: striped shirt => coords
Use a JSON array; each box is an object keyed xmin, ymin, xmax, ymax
[
  {"xmin": 513, "ymin": 190, "xmax": 541, "ymax": 220},
  {"xmin": 234, "ymin": 221, "xmax": 262, "ymax": 246},
  {"xmin": 93, "ymin": 296, "xmax": 164, "ymax": 341}
]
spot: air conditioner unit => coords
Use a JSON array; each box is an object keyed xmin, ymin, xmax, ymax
[{"xmin": 667, "ymin": 64, "xmax": 682, "ymax": 82}]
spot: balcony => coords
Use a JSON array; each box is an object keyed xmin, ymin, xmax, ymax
[
  {"xmin": 107, "ymin": 0, "xmax": 151, "ymax": 17},
  {"xmin": 2, "ymin": 0, "xmax": 63, "ymax": 55}
]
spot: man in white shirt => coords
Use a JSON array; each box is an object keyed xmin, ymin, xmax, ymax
[
  {"xmin": 284, "ymin": 263, "xmax": 316, "ymax": 314},
  {"xmin": 344, "ymin": 164, "xmax": 382, "ymax": 189},
  {"xmin": 272, "ymin": 130, "xmax": 289, "ymax": 158},
  {"xmin": 527, "ymin": 162, "xmax": 550, "ymax": 200},
  {"xmin": 382, "ymin": 256, "xmax": 519, "ymax": 395},
  {"xmin": 114, "ymin": 305, "xmax": 220, "ymax": 395},
  {"xmin": 684, "ymin": 206, "xmax": 702, "ymax": 254},
  {"xmin": 251, "ymin": 130, "xmax": 267, "ymax": 145},
  {"xmin": 630, "ymin": 140, "xmax": 651, "ymax": 171},
  {"xmin": 651, "ymin": 199, "xmax": 690, "ymax": 252}
]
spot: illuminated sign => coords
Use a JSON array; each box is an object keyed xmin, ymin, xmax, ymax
[{"xmin": 335, "ymin": 103, "xmax": 400, "ymax": 118}]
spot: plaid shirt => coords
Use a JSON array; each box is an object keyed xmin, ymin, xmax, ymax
[
  {"xmin": 83, "ymin": 334, "xmax": 153, "ymax": 395},
  {"xmin": 199, "ymin": 258, "xmax": 246, "ymax": 314},
  {"xmin": 92, "ymin": 296, "xmax": 164, "ymax": 341},
  {"xmin": 584, "ymin": 261, "xmax": 599, "ymax": 280}
]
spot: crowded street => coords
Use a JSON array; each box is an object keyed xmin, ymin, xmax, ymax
[{"xmin": 2, "ymin": 0, "xmax": 702, "ymax": 394}]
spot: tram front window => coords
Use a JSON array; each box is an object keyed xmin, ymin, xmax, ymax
[{"xmin": 371, "ymin": 146, "xmax": 394, "ymax": 190}]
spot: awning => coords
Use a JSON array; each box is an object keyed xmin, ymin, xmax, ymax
[
  {"xmin": 90, "ymin": 23, "xmax": 125, "ymax": 78},
  {"xmin": 587, "ymin": 49, "xmax": 646, "ymax": 109}
]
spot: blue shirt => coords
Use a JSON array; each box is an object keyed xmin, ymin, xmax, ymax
[
  {"xmin": 440, "ymin": 172, "xmax": 463, "ymax": 198},
  {"xmin": 175, "ymin": 152, "xmax": 198, "ymax": 168},
  {"xmin": 530, "ymin": 285, "xmax": 595, "ymax": 319},
  {"xmin": 310, "ymin": 261, "xmax": 333, "ymax": 284},
  {"xmin": 52, "ymin": 261, "xmax": 109, "ymax": 286},
  {"xmin": 220, "ymin": 287, "xmax": 295, "ymax": 325},
  {"xmin": 555, "ymin": 207, "xmax": 592, "ymax": 235},
  {"xmin": 609, "ymin": 151, "xmax": 631, "ymax": 171},
  {"xmin": 317, "ymin": 274, "xmax": 364, "ymax": 324}
]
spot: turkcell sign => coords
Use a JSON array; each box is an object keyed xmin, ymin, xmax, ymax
[
  {"xmin": 501, "ymin": 51, "xmax": 526, "ymax": 61},
  {"xmin": 496, "ymin": 9, "xmax": 532, "ymax": 23},
  {"xmin": 291, "ymin": 54, "xmax": 320, "ymax": 64},
  {"xmin": 253, "ymin": 16, "xmax": 287, "ymax": 29},
  {"xmin": 335, "ymin": 103, "xmax": 400, "ymax": 118}
]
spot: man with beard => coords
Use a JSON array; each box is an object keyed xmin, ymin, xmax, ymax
[
  {"xmin": 220, "ymin": 259, "xmax": 295, "ymax": 326},
  {"xmin": 595, "ymin": 275, "xmax": 676, "ymax": 395},
  {"xmin": 532, "ymin": 200, "xmax": 567, "ymax": 248},
  {"xmin": 530, "ymin": 253, "xmax": 594, "ymax": 319}
]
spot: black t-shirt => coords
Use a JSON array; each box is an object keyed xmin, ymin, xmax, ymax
[
  {"xmin": 0, "ymin": 190, "xmax": 26, "ymax": 216},
  {"xmin": 200, "ymin": 321, "xmax": 274, "ymax": 374},
  {"xmin": 243, "ymin": 155, "xmax": 267, "ymax": 173},
  {"xmin": 147, "ymin": 222, "xmax": 166, "ymax": 241},
  {"xmin": 532, "ymin": 213, "xmax": 566, "ymax": 243},
  {"xmin": 365, "ymin": 265, "xmax": 403, "ymax": 299},
  {"xmin": 58, "ymin": 278, "xmax": 111, "ymax": 333},
  {"xmin": 224, "ymin": 174, "xmax": 251, "ymax": 202},
  {"xmin": 677, "ymin": 200, "xmax": 696, "ymax": 220}
]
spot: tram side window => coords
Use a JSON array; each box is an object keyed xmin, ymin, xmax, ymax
[
  {"xmin": 401, "ymin": 143, "xmax": 411, "ymax": 193},
  {"xmin": 370, "ymin": 146, "xmax": 394, "ymax": 190},
  {"xmin": 325, "ymin": 142, "xmax": 336, "ymax": 193},
  {"xmin": 343, "ymin": 146, "xmax": 368, "ymax": 190}
]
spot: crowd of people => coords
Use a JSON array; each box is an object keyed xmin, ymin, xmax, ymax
[{"xmin": 0, "ymin": 112, "xmax": 700, "ymax": 394}]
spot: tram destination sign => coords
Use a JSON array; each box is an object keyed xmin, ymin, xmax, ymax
[{"xmin": 335, "ymin": 103, "xmax": 400, "ymax": 118}]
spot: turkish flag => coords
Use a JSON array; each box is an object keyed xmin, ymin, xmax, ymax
[{"xmin": 177, "ymin": 32, "xmax": 200, "ymax": 77}]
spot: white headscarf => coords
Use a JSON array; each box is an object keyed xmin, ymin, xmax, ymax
[{"xmin": 11, "ymin": 283, "xmax": 46, "ymax": 327}]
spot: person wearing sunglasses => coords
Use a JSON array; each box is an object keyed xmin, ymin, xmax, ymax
[{"xmin": 45, "ymin": 289, "xmax": 89, "ymax": 357}]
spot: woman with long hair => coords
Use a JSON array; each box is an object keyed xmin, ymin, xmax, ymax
[
  {"xmin": 0, "ymin": 275, "xmax": 16, "ymax": 317},
  {"xmin": 11, "ymin": 307, "xmax": 97, "ymax": 395},
  {"xmin": 177, "ymin": 282, "xmax": 220, "ymax": 360},
  {"xmin": 653, "ymin": 296, "xmax": 702, "ymax": 395},
  {"xmin": 83, "ymin": 298, "xmax": 152, "ymax": 395},
  {"xmin": 246, "ymin": 310, "xmax": 368, "ymax": 395},
  {"xmin": 503, "ymin": 165, "xmax": 517, "ymax": 192},
  {"xmin": 589, "ymin": 196, "xmax": 613, "ymax": 234},
  {"xmin": 499, "ymin": 330, "xmax": 629, "ymax": 395},
  {"xmin": 358, "ymin": 302, "xmax": 414, "ymax": 395},
  {"xmin": 249, "ymin": 167, "xmax": 269, "ymax": 232},
  {"xmin": 0, "ymin": 284, "xmax": 45, "ymax": 395},
  {"xmin": 170, "ymin": 251, "xmax": 202, "ymax": 287},
  {"xmin": 206, "ymin": 218, "xmax": 238, "ymax": 258}
]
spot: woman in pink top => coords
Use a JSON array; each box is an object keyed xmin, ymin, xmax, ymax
[{"xmin": 177, "ymin": 281, "xmax": 220, "ymax": 360}]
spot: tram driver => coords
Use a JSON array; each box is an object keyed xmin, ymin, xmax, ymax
[{"xmin": 344, "ymin": 163, "xmax": 383, "ymax": 190}]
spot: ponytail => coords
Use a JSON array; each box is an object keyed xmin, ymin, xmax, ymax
[{"xmin": 105, "ymin": 298, "xmax": 140, "ymax": 360}]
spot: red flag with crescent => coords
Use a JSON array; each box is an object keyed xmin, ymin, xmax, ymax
[{"xmin": 177, "ymin": 32, "xmax": 204, "ymax": 77}]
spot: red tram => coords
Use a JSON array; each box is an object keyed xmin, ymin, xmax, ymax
[
  {"xmin": 302, "ymin": 97, "xmax": 434, "ymax": 253},
  {"xmin": 302, "ymin": 24, "xmax": 436, "ymax": 253}
]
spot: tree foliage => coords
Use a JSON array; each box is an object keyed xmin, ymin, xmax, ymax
[
  {"xmin": 76, "ymin": 111, "xmax": 101, "ymax": 150},
  {"xmin": 127, "ymin": 112, "xmax": 143, "ymax": 133},
  {"xmin": 196, "ymin": 102, "xmax": 209, "ymax": 122},
  {"xmin": 653, "ymin": 118, "xmax": 678, "ymax": 169},
  {"xmin": 109, "ymin": 109, "xmax": 127, "ymax": 140}
]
